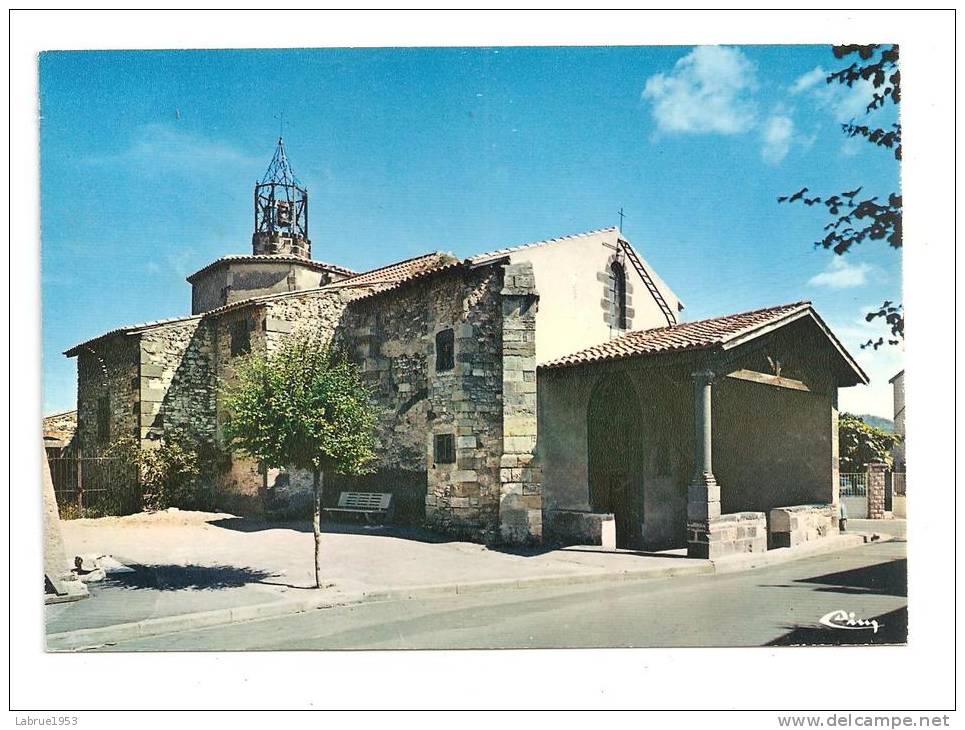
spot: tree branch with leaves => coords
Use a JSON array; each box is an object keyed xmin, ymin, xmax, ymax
[
  {"xmin": 779, "ymin": 44, "xmax": 902, "ymax": 350},
  {"xmin": 221, "ymin": 329, "xmax": 378, "ymax": 588}
]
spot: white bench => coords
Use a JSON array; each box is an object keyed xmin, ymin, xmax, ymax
[{"xmin": 325, "ymin": 491, "xmax": 394, "ymax": 524}]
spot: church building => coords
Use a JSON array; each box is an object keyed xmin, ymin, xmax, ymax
[{"xmin": 65, "ymin": 139, "xmax": 868, "ymax": 557}]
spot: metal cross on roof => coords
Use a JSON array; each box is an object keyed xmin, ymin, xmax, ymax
[{"xmin": 618, "ymin": 207, "xmax": 626, "ymax": 232}]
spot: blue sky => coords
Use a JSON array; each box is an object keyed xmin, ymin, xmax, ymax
[{"xmin": 40, "ymin": 45, "xmax": 902, "ymax": 416}]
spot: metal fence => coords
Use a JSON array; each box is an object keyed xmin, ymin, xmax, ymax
[
  {"xmin": 48, "ymin": 454, "xmax": 141, "ymax": 518},
  {"xmin": 839, "ymin": 472, "xmax": 867, "ymax": 497},
  {"xmin": 892, "ymin": 471, "xmax": 906, "ymax": 496}
]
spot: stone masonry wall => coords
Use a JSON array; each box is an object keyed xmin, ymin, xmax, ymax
[
  {"xmin": 688, "ymin": 511, "xmax": 767, "ymax": 559},
  {"xmin": 768, "ymin": 504, "xmax": 837, "ymax": 548},
  {"xmin": 339, "ymin": 267, "xmax": 505, "ymax": 541},
  {"xmin": 139, "ymin": 319, "xmax": 217, "ymax": 447},
  {"xmin": 261, "ymin": 286, "xmax": 370, "ymax": 353},
  {"xmin": 498, "ymin": 262, "xmax": 542, "ymax": 544},
  {"xmin": 75, "ymin": 335, "xmax": 140, "ymax": 456},
  {"xmin": 866, "ymin": 462, "xmax": 887, "ymax": 519}
]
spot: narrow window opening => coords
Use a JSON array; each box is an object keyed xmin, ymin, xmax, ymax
[
  {"xmin": 230, "ymin": 319, "xmax": 251, "ymax": 356},
  {"xmin": 433, "ymin": 433, "xmax": 455, "ymax": 464},
  {"xmin": 435, "ymin": 328, "xmax": 455, "ymax": 371},
  {"xmin": 608, "ymin": 262, "xmax": 627, "ymax": 330},
  {"xmin": 96, "ymin": 396, "xmax": 110, "ymax": 443}
]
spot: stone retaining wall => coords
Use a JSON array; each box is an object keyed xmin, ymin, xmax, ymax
[
  {"xmin": 544, "ymin": 510, "xmax": 616, "ymax": 549},
  {"xmin": 689, "ymin": 511, "xmax": 767, "ymax": 559},
  {"xmin": 768, "ymin": 504, "xmax": 837, "ymax": 548}
]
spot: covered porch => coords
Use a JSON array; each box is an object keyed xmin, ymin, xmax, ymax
[{"xmin": 536, "ymin": 302, "xmax": 868, "ymax": 558}]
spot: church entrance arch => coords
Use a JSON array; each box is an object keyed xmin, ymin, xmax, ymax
[{"xmin": 587, "ymin": 372, "xmax": 645, "ymax": 548}]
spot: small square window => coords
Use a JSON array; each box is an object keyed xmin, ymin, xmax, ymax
[
  {"xmin": 433, "ymin": 433, "xmax": 455, "ymax": 464},
  {"xmin": 230, "ymin": 319, "xmax": 251, "ymax": 357},
  {"xmin": 435, "ymin": 329, "xmax": 454, "ymax": 371}
]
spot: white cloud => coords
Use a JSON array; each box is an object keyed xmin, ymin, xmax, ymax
[
  {"xmin": 761, "ymin": 113, "xmax": 794, "ymax": 164},
  {"xmin": 791, "ymin": 65, "xmax": 877, "ymax": 123},
  {"xmin": 791, "ymin": 66, "xmax": 827, "ymax": 94},
  {"xmin": 642, "ymin": 46, "xmax": 758, "ymax": 135},
  {"xmin": 87, "ymin": 123, "xmax": 261, "ymax": 174},
  {"xmin": 808, "ymin": 257, "xmax": 872, "ymax": 289}
]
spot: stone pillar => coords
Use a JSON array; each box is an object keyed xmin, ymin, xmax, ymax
[
  {"xmin": 498, "ymin": 262, "xmax": 542, "ymax": 545},
  {"xmin": 866, "ymin": 461, "xmax": 887, "ymax": 520},
  {"xmin": 687, "ymin": 369, "xmax": 721, "ymax": 558}
]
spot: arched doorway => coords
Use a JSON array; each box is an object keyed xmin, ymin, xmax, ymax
[{"xmin": 587, "ymin": 373, "xmax": 644, "ymax": 548}]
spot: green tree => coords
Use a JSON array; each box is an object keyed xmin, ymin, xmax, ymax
[
  {"xmin": 779, "ymin": 44, "xmax": 902, "ymax": 350},
  {"xmin": 221, "ymin": 330, "xmax": 377, "ymax": 588},
  {"xmin": 838, "ymin": 412, "xmax": 900, "ymax": 472}
]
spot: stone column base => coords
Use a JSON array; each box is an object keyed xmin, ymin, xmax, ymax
[{"xmin": 688, "ymin": 512, "xmax": 768, "ymax": 559}]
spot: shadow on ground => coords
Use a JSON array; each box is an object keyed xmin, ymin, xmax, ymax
[
  {"xmin": 102, "ymin": 563, "xmax": 282, "ymax": 591},
  {"xmin": 767, "ymin": 606, "xmax": 908, "ymax": 646},
  {"xmin": 796, "ymin": 558, "xmax": 907, "ymax": 598},
  {"xmin": 759, "ymin": 557, "xmax": 907, "ymax": 597},
  {"xmin": 208, "ymin": 516, "xmax": 455, "ymax": 543}
]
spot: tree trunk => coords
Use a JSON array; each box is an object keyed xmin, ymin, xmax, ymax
[{"xmin": 313, "ymin": 468, "xmax": 323, "ymax": 589}]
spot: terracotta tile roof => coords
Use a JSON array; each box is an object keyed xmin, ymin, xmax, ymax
[
  {"xmin": 466, "ymin": 227, "xmax": 618, "ymax": 265},
  {"xmin": 186, "ymin": 255, "xmax": 356, "ymax": 283},
  {"xmin": 541, "ymin": 301, "xmax": 815, "ymax": 369},
  {"xmin": 344, "ymin": 253, "xmax": 466, "ymax": 302},
  {"xmin": 172, "ymin": 253, "xmax": 462, "ymax": 318},
  {"xmin": 64, "ymin": 314, "xmax": 203, "ymax": 356},
  {"xmin": 338, "ymin": 252, "xmax": 457, "ymax": 287}
]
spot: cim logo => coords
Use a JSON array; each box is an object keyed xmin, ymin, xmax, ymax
[{"xmin": 819, "ymin": 609, "xmax": 881, "ymax": 634}]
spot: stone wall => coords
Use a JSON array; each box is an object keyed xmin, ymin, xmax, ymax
[
  {"xmin": 68, "ymin": 265, "xmax": 545, "ymax": 540},
  {"xmin": 43, "ymin": 410, "xmax": 77, "ymax": 452},
  {"xmin": 544, "ymin": 509, "xmax": 616, "ymax": 548},
  {"xmin": 498, "ymin": 262, "xmax": 541, "ymax": 544},
  {"xmin": 688, "ymin": 511, "xmax": 767, "ymax": 559},
  {"xmin": 339, "ymin": 267, "xmax": 507, "ymax": 542},
  {"xmin": 262, "ymin": 286, "xmax": 367, "ymax": 353},
  {"xmin": 768, "ymin": 504, "xmax": 837, "ymax": 548},
  {"xmin": 139, "ymin": 319, "xmax": 216, "ymax": 446},
  {"xmin": 75, "ymin": 335, "xmax": 140, "ymax": 455},
  {"xmin": 866, "ymin": 462, "xmax": 887, "ymax": 519},
  {"xmin": 43, "ymin": 410, "xmax": 77, "ymax": 436}
]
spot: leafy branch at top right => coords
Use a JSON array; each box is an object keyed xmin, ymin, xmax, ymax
[{"xmin": 779, "ymin": 44, "xmax": 902, "ymax": 350}]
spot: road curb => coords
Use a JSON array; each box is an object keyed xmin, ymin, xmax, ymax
[
  {"xmin": 710, "ymin": 533, "xmax": 874, "ymax": 574},
  {"xmin": 46, "ymin": 532, "xmax": 886, "ymax": 650}
]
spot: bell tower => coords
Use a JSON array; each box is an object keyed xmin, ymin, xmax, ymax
[{"xmin": 252, "ymin": 137, "xmax": 310, "ymax": 259}]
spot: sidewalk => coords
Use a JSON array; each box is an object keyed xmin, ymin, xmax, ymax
[{"xmin": 45, "ymin": 509, "xmax": 880, "ymax": 650}]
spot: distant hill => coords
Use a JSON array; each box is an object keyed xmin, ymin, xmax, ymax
[{"xmin": 856, "ymin": 414, "xmax": 895, "ymax": 432}]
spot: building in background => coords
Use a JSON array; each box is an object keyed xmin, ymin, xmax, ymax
[{"xmin": 890, "ymin": 369, "xmax": 906, "ymax": 470}]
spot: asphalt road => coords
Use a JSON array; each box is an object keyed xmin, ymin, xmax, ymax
[{"xmin": 93, "ymin": 540, "xmax": 907, "ymax": 651}]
